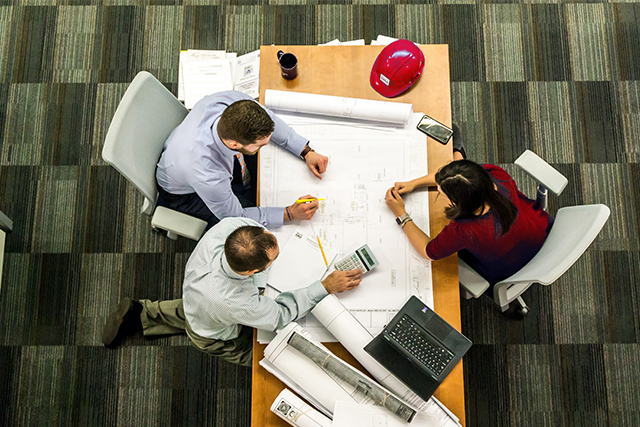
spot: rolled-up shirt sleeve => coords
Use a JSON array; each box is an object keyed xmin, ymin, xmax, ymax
[
  {"xmin": 233, "ymin": 280, "xmax": 328, "ymax": 332},
  {"xmin": 191, "ymin": 178, "xmax": 284, "ymax": 227},
  {"xmin": 268, "ymin": 111, "xmax": 309, "ymax": 156}
]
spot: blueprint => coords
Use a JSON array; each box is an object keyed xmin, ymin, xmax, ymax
[{"xmin": 260, "ymin": 108, "xmax": 434, "ymax": 341}]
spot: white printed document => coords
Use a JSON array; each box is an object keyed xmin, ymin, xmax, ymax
[
  {"xmin": 267, "ymin": 229, "xmax": 336, "ymax": 293},
  {"xmin": 234, "ymin": 49, "xmax": 260, "ymax": 99},
  {"xmin": 260, "ymin": 96, "xmax": 433, "ymax": 341},
  {"xmin": 178, "ymin": 49, "xmax": 260, "ymax": 108},
  {"xmin": 182, "ymin": 58, "xmax": 233, "ymax": 109}
]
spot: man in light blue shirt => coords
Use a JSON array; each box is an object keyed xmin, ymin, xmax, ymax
[
  {"xmin": 156, "ymin": 91, "xmax": 329, "ymax": 229},
  {"xmin": 101, "ymin": 217, "xmax": 363, "ymax": 366}
]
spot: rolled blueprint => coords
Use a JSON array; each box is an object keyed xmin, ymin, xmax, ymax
[
  {"xmin": 262, "ymin": 324, "xmax": 416, "ymax": 421},
  {"xmin": 287, "ymin": 332, "xmax": 416, "ymax": 423},
  {"xmin": 311, "ymin": 294, "xmax": 461, "ymax": 425},
  {"xmin": 270, "ymin": 389, "xmax": 332, "ymax": 427},
  {"xmin": 264, "ymin": 90, "xmax": 413, "ymax": 125}
]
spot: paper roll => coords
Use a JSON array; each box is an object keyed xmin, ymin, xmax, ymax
[
  {"xmin": 311, "ymin": 295, "xmax": 432, "ymax": 411},
  {"xmin": 265, "ymin": 90, "xmax": 413, "ymax": 125}
]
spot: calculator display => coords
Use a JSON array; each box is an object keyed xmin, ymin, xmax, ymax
[
  {"xmin": 335, "ymin": 244, "xmax": 379, "ymax": 274},
  {"xmin": 360, "ymin": 248, "xmax": 375, "ymax": 266}
]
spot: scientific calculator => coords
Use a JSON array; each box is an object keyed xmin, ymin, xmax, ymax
[{"xmin": 334, "ymin": 244, "xmax": 379, "ymax": 274}]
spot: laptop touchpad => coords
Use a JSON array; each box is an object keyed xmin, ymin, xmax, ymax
[{"xmin": 426, "ymin": 316, "xmax": 451, "ymax": 341}]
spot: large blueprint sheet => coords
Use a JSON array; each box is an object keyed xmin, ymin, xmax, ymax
[{"xmin": 260, "ymin": 112, "xmax": 433, "ymax": 339}]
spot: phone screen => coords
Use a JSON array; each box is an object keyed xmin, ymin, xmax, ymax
[{"xmin": 416, "ymin": 115, "xmax": 453, "ymax": 145}]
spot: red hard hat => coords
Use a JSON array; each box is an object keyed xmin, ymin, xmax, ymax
[{"xmin": 370, "ymin": 40, "xmax": 425, "ymax": 98}]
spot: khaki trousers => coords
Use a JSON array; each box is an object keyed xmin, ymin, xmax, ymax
[{"xmin": 139, "ymin": 299, "xmax": 254, "ymax": 367}]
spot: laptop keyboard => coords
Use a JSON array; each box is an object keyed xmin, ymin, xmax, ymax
[{"xmin": 389, "ymin": 314, "xmax": 455, "ymax": 376}]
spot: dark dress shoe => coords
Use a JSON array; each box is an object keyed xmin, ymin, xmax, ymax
[{"xmin": 102, "ymin": 299, "xmax": 143, "ymax": 348}]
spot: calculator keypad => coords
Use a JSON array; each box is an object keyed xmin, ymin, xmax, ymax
[{"xmin": 335, "ymin": 253, "xmax": 366, "ymax": 272}]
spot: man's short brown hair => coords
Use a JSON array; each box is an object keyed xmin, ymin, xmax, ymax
[
  {"xmin": 224, "ymin": 226, "xmax": 278, "ymax": 272},
  {"xmin": 217, "ymin": 100, "xmax": 275, "ymax": 146}
]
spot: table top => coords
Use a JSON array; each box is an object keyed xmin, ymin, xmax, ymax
[{"xmin": 252, "ymin": 44, "xmax": 464, "ymax": 427}]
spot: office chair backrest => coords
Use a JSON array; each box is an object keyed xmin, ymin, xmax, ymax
[
  {"xmin": 102, "ymin": 71, "xmax": 188, "ymax": 215},
  {"xmin": 498, "ymin": 204, "xmax": 610, "ymax": 287}
]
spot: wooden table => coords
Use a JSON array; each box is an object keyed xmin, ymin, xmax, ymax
[{"xmin": 252, "ymin": 45, "xmax": 464, "ymax": 426}]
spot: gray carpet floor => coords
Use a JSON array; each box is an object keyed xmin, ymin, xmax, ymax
[{"xmin": 1, "ymin": 1, "xmax": 639, "ymax": 426}]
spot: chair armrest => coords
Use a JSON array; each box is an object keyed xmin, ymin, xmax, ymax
[
  {"xmin": 515, "ymin": 150, "xmax": 568, "ymax": 195},
  {"xmin": 458, "ymin": 259, "xmax": 490, "ymax": 298},
  {"xmin": 0, "ymin": 229, "xmax": 5, "ymax": 292},
  {"xmin": 151, "ymin": 207, "xmax": 207, "ymax": 241},
  {"xmin": 0, "ymin": 210, "xmax": 12, "ymax": 232}
]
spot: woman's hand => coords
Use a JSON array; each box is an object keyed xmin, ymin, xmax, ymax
[
  {"xmin": 385, "ymin": 187, "xmax": 406, "ymax": 217},
  {"xmin": 394, "ymin": 180, "xmax": 416, "ymax": 195}
]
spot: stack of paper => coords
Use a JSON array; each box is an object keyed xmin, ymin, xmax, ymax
[
  {"xmin": 318, "ymin": 39, "xmax": 365, "ymax": 46},
  {"xmin": 370, "ymin": 35, "xmax": 399, "ymax": 46},
  {"xmin": 178, "ymin": 49, "xmax": 260, "ymax": 109}
]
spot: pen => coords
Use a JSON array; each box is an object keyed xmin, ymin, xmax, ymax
[
  {"xmin": 317, "ymin": 236, "xmax": 328, "ymax": 267},
  {"xmin": 296, "ymin": 198, "xmax": 326, "ymax": 204}
]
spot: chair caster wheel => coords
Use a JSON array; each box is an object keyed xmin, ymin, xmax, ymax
[{"xmin": 515, "ymin": 296, "xmax": 528, "ymax": 317}]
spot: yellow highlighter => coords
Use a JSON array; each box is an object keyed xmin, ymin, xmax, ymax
[{"xmin": 296, "ymin": 198, "xmax": 326, "ymax": 204}]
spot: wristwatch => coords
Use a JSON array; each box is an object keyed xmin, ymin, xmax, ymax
[
  {"xmin": 300, "ymin": 144, "xmax": 315, "ymax": 159},
  {"xmin": 395, "ymin": 213, "xmax": 413, "ymax": 228}
]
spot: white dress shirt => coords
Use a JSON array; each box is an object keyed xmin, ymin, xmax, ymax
[
  {"xmin": 156, "ymin": 90, "xmax": 309, "ymax": 227},
  {"xmin": 182, "ymin": 217, "xmax": 328, "ymax": 340}
]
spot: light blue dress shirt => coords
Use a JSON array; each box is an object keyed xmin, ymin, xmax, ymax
[
  {"xmin": 156, "ymin": 90, "xmax": 309, "ymax": 227},
  {"xmin": 182, "ymin": 217, "xmax": 328, "ymax": 341}
]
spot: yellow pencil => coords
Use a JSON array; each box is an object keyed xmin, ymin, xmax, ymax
[
  {"xmin": 296, "ymin": 198, "xmax": 326, "ymax": 204},
  {"xmin": 317, "ymin": 236, "xmax": 328, "ymax": 267}
]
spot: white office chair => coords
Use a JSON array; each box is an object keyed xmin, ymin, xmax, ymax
[
  {"xmin": 102, "ymin": 71, "xmax": 207, "ymax": 241},
  {"xmin": 458, "ymin": 150, "xmax": 610, "ymax": 315},
  {"xmin": 0, "ymin": 210, "xmax": 12, "ymax": 293}
]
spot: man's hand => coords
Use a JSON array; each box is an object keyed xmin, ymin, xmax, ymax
[
  {"xmin": 385, "ymin": 187, "xmax": 407, "ymax": 217},
  {"xmin": 287, "ymin": 194, "xmax": 319, "ymax": 221},
  {"xmin": 394, "ymin": 180, "xmax": 416, "ymax": 195},
  {"xmin": 321, "ymin": 269, "xmax": 363, "ymax": 294},
  {"xmin": 305, "ymin": 151, "xmax": 328, "ymax": 179}
]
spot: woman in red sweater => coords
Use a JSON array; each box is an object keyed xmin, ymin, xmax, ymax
[{"xmin": 385, "ymin": 159, "xmax": 553, "ymax": 294}]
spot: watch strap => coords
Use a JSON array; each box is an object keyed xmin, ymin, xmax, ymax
[
  {"xmin": 300, "ymin": 145, "xmax": 314, "ymax": 159},
  {"xmin": 395, "ymin": 213, "xmax": 411, "ymax": 226}
]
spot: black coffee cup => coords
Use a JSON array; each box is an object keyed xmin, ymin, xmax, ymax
[{"xmin": 277, "ymin": 50, "xmax": 298, "ymax": 80}]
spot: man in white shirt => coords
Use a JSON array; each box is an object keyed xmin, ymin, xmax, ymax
[
  {"xmin": 156, "ymin": 90, "xmax": 329, "ymax": 229},
  {"xmin": 101, "ymin": 217, "xmax": 362, "ymax": 366}
]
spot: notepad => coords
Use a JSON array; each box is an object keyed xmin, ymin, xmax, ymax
[{"xmin": 267, "ymin": 230, "xmax": 336, "ymax": 293}]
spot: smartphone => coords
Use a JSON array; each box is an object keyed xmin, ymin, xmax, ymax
[{"xmin": 416, "ymin": 114, "xmax": 453, "ymax": 145}]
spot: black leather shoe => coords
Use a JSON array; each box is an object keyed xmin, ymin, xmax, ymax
[{"xmin": 102, "ymin": 299, "xmax": 143, "ymax": 348}]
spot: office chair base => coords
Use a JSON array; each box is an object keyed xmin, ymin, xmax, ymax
[
  {"xmin": 502, "ymin": 297, "xmax": 529, "ymax": 318},
  {"xmin": 516, "ymin": 297, "xmax": 529, "ymax": 316}
]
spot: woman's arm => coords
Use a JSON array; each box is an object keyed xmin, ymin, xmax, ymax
[
  {"xmin": 384, "ymin": 188, "xmax": 433, "ymax": 261},
  {"xmin": 394, "ymin": 151, "xmax": 463, "ymax": 195},
  {"xmin": 394, "ymin": 173, "xmax": 436, "ymax": 194}
]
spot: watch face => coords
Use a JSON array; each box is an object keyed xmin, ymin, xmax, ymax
[{"xmin": 396, "ymin": 217, "xmax": 403, "ymax": 225}]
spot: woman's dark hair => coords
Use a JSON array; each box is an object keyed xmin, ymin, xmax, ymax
[
  {"xmin": 224, "ymin": 226, "xmax": 278, "ymax": 272},
  {"xmin": 218, "ymin": 100, "xmax": 275, "ymax": 146},
  {"xmin": 435, "ymin": 160, "xmax": 517, "ymax": 235}
]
